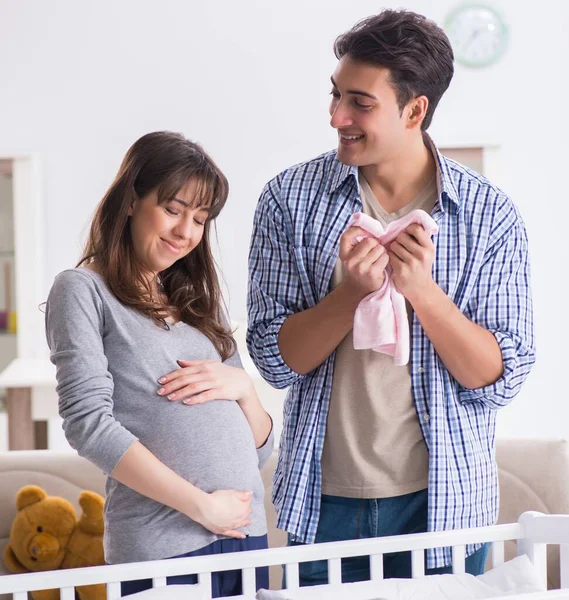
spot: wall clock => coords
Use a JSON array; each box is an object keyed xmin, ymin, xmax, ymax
[{"xmin": 444, "ymin": 4, "xmax": 509, "ymax": 68}]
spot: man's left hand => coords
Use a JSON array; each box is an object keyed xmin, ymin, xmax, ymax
[{"xmin": 389, "ymin": 223, "xmax": 435, "ymax": 303}]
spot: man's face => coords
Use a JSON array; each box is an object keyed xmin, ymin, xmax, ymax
[{"xmin": 329, "ymin": 56, "xmax": 411, "ymax": 167}]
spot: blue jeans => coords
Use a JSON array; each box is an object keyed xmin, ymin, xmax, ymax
[
  {"xmin": 287, "ymin": 491, "xmax": 490, "ymax": 586},
  {"xmin": 121, "ymin": 535, "xmax": 269, "ymax": 597}
]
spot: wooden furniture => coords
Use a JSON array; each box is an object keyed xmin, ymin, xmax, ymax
[{"xmin": 0, "ymin": 358, "xmax": 56, "ymax": 450}]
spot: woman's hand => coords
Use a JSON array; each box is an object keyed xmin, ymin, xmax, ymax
[
  {"xmin": 157, "ymin": 359, "xmax": 254, "ymax": 405},
  {"xmin": 192, "ymin": 489, "xmax": 253, "ymax": 539}
]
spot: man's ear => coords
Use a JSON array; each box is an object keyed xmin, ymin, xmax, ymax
[{"xmin": 406, "ymin": 96, "xmax": 429, "ymax": 130}]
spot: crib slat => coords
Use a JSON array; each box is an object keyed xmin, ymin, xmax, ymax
[
  {"xmin": 242, "ymin": 567, "xmax": 256, "ymax": 597},
  {"xmin": 152, "ymin": 576, "xmax": 167, "ymax": 588},
  {"xmin": 328, "ymin": 557, "xmax": 342, "ymax": 585},
  {"xmin": 285, "ymin": 563, "xmax": 300, "ymax": 589},
  {"xmin": 492, "ymin": 540, "xmax": 505, "ymax": 568},
  {"xmin": 517, "ymin": 513, "xmax": 548, "ymax": 589},
  {"xmin": 452, "ymin": 545, "xmax": 466, "ymax": 574},
  {"xmin": 60, "ymin": 587, "xmax": 75, "ymax": 600},
  {"xmin": 106, "ymin": 581, "xmax": 121, "ymax": 600},
  {"xmin": 198, "ymin": 572, "xmax": 213, "ymax": 597},
  {"xmin": 411, "ymin": 549, "xmax": 424, "ymax": 578},
  {"xmin": 370, "ymin": 553, "xmax": 384, "ymax": 581}
]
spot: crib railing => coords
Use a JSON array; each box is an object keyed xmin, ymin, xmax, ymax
[{"xmin": 1, "ymin": 512, "xmax": 569, "ymax": 599}]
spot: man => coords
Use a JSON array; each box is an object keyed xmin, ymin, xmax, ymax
[{"xmin": 247, "ymin": 9, "xmax": 535, "ymax": 584}]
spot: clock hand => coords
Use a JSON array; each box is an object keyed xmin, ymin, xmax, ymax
[{"xmin": 464, "ymin": 27, "xmax": 485, "ymax": 51}]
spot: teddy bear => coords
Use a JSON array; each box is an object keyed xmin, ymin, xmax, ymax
[
  {"xmin": 60, "ymin": 490, "xmax": 106, "ymax": 600},
  {"xmin": 2, "ymin": 485, "xmax": 106, "ymax": 600}
]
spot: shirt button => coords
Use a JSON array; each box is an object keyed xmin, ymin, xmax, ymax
[
  {"xmin": 425, "ymin": 413, "xmax": 430, "ymax": 423},
  {"xmin": 418, "ymin": 367, "xmax": 425, "ymax": 374}
]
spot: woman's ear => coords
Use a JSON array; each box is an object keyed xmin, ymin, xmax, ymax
[{"xmin": 127, "ymin": 197, "xmax": 137, "ymax": 217}]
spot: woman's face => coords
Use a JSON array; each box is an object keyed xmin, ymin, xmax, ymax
[{"xmin": 128, "ymin": 178, "xmax": 210, "ymax": 280}]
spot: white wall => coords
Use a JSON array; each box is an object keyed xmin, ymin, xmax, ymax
[{"xmin": 0, "ymin": 0, "xmax": 567, "ymax": 440}]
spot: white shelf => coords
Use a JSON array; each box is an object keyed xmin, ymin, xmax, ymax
[{"xmin": 0, "ymin": 357, "xmax": 56, "ymax": 388}]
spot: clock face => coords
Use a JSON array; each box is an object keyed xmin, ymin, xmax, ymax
[{"xmin": 444, "ymin": 4, "xmax": 508, "ymax": 68}]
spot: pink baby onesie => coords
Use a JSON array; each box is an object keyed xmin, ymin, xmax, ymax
[{"xmin": 348, "ymin": 210, "xmax": 439, "ymax": 366}]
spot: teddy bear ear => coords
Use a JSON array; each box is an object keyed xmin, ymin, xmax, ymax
[{"xmin": 16, "ymin": 485, "xmax": 47, "ymax": 511}]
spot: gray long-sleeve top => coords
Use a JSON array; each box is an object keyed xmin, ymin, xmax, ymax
[{"xmin": 45, "ymin": 268, "xmax": 273, "ymax": 564}]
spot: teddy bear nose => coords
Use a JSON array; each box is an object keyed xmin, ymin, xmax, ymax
[{"xmin": 28, "ymin": 533, "xmax": 61, "ymax": 561}]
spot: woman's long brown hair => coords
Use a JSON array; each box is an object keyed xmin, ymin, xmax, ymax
[{"xmin": 78, "ymin": 131, "xmax": 236, "ymax": 360}]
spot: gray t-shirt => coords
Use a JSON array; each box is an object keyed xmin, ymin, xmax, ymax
[{"xmin": 45, "ymin": 268, "xmax": 273, "ymax": 564}]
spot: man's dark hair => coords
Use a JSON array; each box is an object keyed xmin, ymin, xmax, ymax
[{"xmin": 334, "ymin": 9, "xmax": 454, "ymax": 130}]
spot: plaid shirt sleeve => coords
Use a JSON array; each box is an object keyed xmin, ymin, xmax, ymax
[
  {"xmin": 246, "ymin": 177, "xmax": 306, "ymax": 389},
  {"xmin": 458, "ymin": 198, "xmax": 536, "ymax": 410}
]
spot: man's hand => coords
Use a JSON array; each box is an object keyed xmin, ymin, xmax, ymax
[
  {"xmin": 389, "ymin": 223, "xmax": 435, "ymax": 303},
  {"xmin": 339, "ymin": 226, "xmax": 389, "ymax": 298}
]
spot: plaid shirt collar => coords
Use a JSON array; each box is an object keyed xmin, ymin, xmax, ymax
[{"xmin": 327, "ymin": 134, "xmax": 461, "ymax": 215}]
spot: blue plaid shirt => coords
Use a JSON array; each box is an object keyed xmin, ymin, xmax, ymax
[{"xmin": 246, "ymin": 142, "xmax": 535, "ymax": 569}]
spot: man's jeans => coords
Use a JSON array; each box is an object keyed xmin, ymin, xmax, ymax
[{"xmin": 287, "ymin": 490, "xmax": 490, "ymax": 586}]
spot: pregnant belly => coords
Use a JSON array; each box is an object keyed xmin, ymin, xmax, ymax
[{"xmin": 121, "ymin": 399, "xmax": 260, "ymax": 493}]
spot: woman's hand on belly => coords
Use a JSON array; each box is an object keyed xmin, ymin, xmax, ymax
[
  {"xmin": 156, "ymin": 359, "xmax": 273, "ymax": 449},
  {"xmin": 193, "ymin": 489, "xmax": 253, "ymax": 539},
  {"xmin": 157, "ymin": 359, "xmax": 254, "ymax": 405}
]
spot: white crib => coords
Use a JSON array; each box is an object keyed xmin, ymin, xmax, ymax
[{"xmin": 1, "ymin": 511, "xmax": 569, "ymax": 599}]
